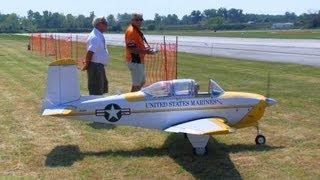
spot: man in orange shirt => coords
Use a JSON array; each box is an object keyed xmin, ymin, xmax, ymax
[{"xmin": 125, "ymin": 13, "xmax": 157, "ymax": 92}]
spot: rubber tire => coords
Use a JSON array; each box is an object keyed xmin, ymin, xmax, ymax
[
  {"xmin": 193, "ymin": 147, "xmax": 207, "ymax": 156},
  {"xmin": 255, "ymin": 135, "xmax": 266, "ymax": 145}
]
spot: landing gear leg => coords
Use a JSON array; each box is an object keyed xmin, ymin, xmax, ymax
[
  {"xmin": 186, "ymin": 134, "xmax": 209, "ymax": 156},
  {"xmin": 255, "ymin": 124, "xmax": 266, "ymax": 145}
]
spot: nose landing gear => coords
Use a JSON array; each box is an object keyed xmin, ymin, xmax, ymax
[{"xmin": 255, "ymin": 125, "xmax": 266, "ymax": 145}]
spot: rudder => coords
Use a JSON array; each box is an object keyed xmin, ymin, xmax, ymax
[{"xmin": 43, "ymin": 59, "xmax": 80, "ymax": 108}]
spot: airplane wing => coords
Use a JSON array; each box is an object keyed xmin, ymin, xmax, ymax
[
  {"xmin": 42, "ymin": 108, "xmax": 74, "ymax": 116},
  {"xmin": 165, "ymin": 118, "xmax": 234, "ymax": 135}
]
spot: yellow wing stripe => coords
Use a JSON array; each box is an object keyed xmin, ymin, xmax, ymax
[
  {"xmin": 206, "ymin": 118, "xmax": 233, "ymax": 135},
  {"xmin": 42, "ymin": 109, "xmax": 74, "ymax": 116}
]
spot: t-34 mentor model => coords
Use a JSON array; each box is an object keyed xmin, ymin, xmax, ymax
[{"xmin": 42, "ymin": 59, "xmax": 277, "ymax": 155}]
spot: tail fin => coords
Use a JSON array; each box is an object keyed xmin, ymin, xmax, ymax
[{"xmin": 43, "ymin": 59, "xmax": 80, "ymax": 109}]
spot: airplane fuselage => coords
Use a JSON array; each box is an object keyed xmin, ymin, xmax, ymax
[{"xmin": 57, "ymin": 91, "xmax": 268, "ymax": 130}]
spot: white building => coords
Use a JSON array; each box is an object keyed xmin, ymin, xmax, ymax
[{"xmin": 271, "ymin": 23, "xmax": 294, "ymax": 29}]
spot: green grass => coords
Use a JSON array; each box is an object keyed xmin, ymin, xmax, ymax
[
  {"xmin": 0, "ymin": 34, "xmax": 319, "ymax": 179},
  {"xmin": 145, "ymin": 29, "xmax": 320, "ymax": 39}
]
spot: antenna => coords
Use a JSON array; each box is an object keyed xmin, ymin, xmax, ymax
[{"xmin": 266, "ymin": 72, "xmax": 270, "ymax": 98}]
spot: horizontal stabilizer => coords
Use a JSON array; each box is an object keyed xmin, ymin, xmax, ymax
[
  {"xmin": 42, "ymin": 108, "xmax": 74, "ymax": 116},
  {"xmin": 165, "ymin": 118, "xmax": 234, "ymax": 135}
]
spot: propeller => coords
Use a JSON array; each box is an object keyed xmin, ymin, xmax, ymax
[
  {"xmin": 266, "ymin": 71, "xmax": 270, "ymax": 98},
  {"xmin": 265, "ymin": 71, "xmax": 277, "ymax": 106}
]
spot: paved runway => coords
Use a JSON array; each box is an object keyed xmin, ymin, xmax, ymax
[
  {"xmin": 107, "ymin": 34, "xmax": 320, "ymax": 67},
  {"xmin": 38, "ymin": 33, "xmax": 320, "ymax": 67}
]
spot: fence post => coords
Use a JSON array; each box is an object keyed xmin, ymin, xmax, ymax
[
  {"xmin": 58, "ymin": 35, "xmax": 61, "ymax": 59},
  {"xmin": 70, "ymin": 34, "xmax": 73, "ymax": 60},
  {"xmin": 163, "ymin": 36, "xmax": 168, "ymax": 80},
  {"xmin": 44, "ymin": 34, "xmax": 47, "ymax": 57},
  {"xmin": 54, "ymin": 35, "xmax": 58, "ymax": 60},
  {"xmin": 30, "ymin": 34, "xmax": 33, "ymax": 51},
  {"xmin": 175, "ymin": 36, "xmax": 178, "ymax": 79},
  {"xmin": 39, "ymin": 34, "xmax": 42, "ymax": 55},
  {"xmin": 75, "ymin": 35, "xmax": 78, "ymax": 63}
]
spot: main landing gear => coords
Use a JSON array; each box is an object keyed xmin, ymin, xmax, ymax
[
  {"xmin": 255, "ymin": 125, "xmax": 266, "ymax": 145},
  {"xmin": 185, "ymin": 134, "xmax": 209, "ymax": 156},
  {"xmin": 185, "ymin": 125, "xmax": 266, "ymax": 155}
]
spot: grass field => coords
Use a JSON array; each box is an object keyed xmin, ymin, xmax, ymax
[
  {"xmin": 145, "ymin": 29, "xmax": 320, "ymax": 39},
  {"xmin": 0, "ymin": 34, "xmax": 319, "ymax": 179}
]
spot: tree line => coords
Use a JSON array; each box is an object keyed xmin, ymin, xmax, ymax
[{"xmin": 0, "ymin": 8, "xmax": 320, "ymax": 33}]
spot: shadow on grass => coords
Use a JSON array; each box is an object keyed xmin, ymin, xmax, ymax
[
  {"xmin": 87, "ymin": 122, "xmax": 116, "ymax": 130},
  {"xmin": 45, "ymin": 134, "xmax": 282, "ymax": 179}
]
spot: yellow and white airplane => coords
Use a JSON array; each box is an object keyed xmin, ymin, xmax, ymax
[{"xmin": 42, "ymin": 59, "xmax": 277, "ymax": 155}]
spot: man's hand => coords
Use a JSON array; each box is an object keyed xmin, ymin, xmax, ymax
[
  {"xmin": 80, "ymin": 61, "xmax": 90, "ymax": 71},
  {"xmin": 147, "ymin": 48, "xmax": 159, "ymax": 55},
  {"xmin": 81, "ymin": 51, "xmax": 94, "ymax": 71}
]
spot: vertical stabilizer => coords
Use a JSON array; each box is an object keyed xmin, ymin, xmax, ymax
[{"xmin": 43, "ymin": 59, "xmax": 80, "ymax": 108}]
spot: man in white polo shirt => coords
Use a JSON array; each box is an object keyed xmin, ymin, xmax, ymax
[{"xmin": 82, "ymin": 17, "xmax": 109, "ymax": 95}]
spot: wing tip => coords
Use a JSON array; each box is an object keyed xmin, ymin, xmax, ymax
[{"xmin": 42, "ymin": 109, "xmax": 73, "ymax": 116}]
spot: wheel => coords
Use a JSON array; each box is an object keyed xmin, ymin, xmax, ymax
[
  {"xmin": 255, "ymin": 135, "xmax": 266, "ymax": 145},
  {"xmin": 193, "ymin": 147, "xmax": 207, "ymax": 156}
]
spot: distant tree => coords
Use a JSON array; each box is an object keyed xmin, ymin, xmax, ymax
[
  {"xmin": 181, "ymin": 15, "xmax": 192, "ymax": 24},
  {"xmin": 285, "ymin": 12, "xmax": 297, "ymax": 22},
  {"xmin": 0, "ymin": 13, "xmax": 21, "ymax": 32},
  {"xmin": 227, "ymin": 8, "xmax": 244, "ymax": 23},
  {"xmin": 20, "ymin": 17, "xmax": 35, "ymax": 31},
  {"xmin": 154, "ymin": 13, "xmax": 163, "ymax": 24},
  {"xmin": 203, "ymin": 17, "xmax": 224, "ymax": 26},
  {"xmin": 76, "ymin": 15, "xmax": 86, "ymax": 28},
  {"xmin": 117, "ymin": 13, "xmax": 131, "ymax": 28},
  {"xmin": 217, "ymin": 8, "xmax": 228, "ymax": 19},
  {"xmin": 107, "ymin": 14, "xmax": 116, "ymax": 26},
  {"xmin": 33, "ymin": 12, "xmax": 42, "ymax": 28},
  {"xmin": 27, "ymin": 10, "xmax": 34, "ymax": 21},
  {"xmin": 65, "ymin": 14, "xmax": 76, "ymax": 29},
  {"xmin": 1, "ymin": 8, "xmax": 320, "ymax": 33},
  {"xmin": 190, "ymin": 10, "xmax": 203, "ymax": 24},
  {"xmin": 163, "ymin": 14, "xmax": 179, "ymax": 25},
  {"xmin": 203, "ymin": 9, "xmax": 218, "ymax": 19},
  {"xmin": 42, "ymin": 10, "xmax": 52, "ymax": 28}
]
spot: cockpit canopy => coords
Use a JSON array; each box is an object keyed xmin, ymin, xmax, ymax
[
  {"xmin": 209, "ymin": 79, "xmax": 224, "ymax": 96},
  {"xmin": 142, "ymin": 79, "xmax": 195, "ymax": 97},
  {"xmin": 142, "ymin": 79, "xmax": 224, "ymax": 98}
]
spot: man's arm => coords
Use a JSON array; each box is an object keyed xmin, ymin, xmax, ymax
[
  {"xmin": 126, "ymin": 41, "xmax": 154, "ymax": 55},
  {"xmin": 81, "ymin": 51, "xmax": 94, "ymax": 71},
  {"xmin": 128, "ymin": 46, "xmax": 153, "ymax": 55}
]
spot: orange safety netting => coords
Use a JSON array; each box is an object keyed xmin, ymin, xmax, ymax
[
  {"xmin": 144, "ymin": 43, "xmax": 177, "ymax": 85},
  {"xmin": 29, "ymin": 33, "xmax": 177, "ymax": 85}
]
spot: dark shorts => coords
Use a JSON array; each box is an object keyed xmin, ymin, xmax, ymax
[{"xmin": 87, "ymin": 62, "xmax": 108, "ymax": 95}]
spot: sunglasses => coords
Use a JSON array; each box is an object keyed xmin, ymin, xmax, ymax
[{"xmin": 134, "ymin": 18, "xmax": 144, "ymax": 22}]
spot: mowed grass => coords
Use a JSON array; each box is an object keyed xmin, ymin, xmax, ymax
[
  {"xmin": 146, "ymin": 29, "xmax": 320, "ymax": 39},
  {"xmin": 0, "ymin": 34, "xmax": 319, "ymax": 179}
]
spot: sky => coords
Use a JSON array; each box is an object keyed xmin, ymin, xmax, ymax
[{"xmin": 0, "ymin": 0, "xmax": 319, "ymax": 19}]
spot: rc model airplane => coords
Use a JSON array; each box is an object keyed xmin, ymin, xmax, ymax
[{"xmin": 42, "ymin": 59, "xmax": 277, "ymax": 155}]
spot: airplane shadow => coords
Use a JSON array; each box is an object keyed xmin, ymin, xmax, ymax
[
  {"xmin": 87, "ymin": 122, "xmax": 116, "ymax": 130},
  {"xmin": 45, "ymin": 134, "xmax": 282, "ymax": 179}
]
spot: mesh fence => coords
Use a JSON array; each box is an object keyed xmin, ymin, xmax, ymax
[{"xmin": 29, "ymin": 33, "xmax": 177, "ymax": 85}]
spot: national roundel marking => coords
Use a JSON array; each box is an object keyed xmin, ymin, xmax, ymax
[
  {"xmin": 103, "ymin": 103, "xmax": 122, "ymax": 122},
  {"xmin": 95, "ymin": 104, "xmax": 131, "ymax": 122}
]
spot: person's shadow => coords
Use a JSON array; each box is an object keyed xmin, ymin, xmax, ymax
[{"xmin": 45, "ymin": 134, "xmax": 281, "ymax": 179}]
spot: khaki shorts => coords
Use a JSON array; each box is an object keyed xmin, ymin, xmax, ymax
[{"xmin": 127, "ymin": 62, "xmax": 146, "ymax": 86}]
